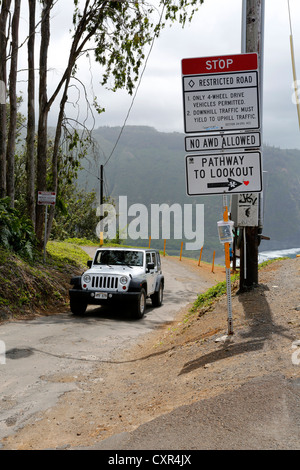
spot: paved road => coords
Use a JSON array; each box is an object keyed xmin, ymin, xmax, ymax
[
  {"xmin": 0, "ymin": 254, "xmax": 212, "ymax": 443},
  {"xmin": 84, "ymin": 374, "xmax": 300, "ymax": 451}
]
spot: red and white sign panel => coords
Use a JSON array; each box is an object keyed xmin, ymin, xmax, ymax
[
  {"xmin": 182, "ymin": 53, "xmax": 258, "ymax": 75},
  {"xmin": 38, "ymin": 191, "xmax": 56, "ymax": 205},
  {"xmin": 181, "ymin": 53, "xmax": 260, "ymax": 134}
]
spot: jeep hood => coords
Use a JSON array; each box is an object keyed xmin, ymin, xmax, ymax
[{"xmin": 85, "ymin": 265, "xmax": 144, "ymax": 276}]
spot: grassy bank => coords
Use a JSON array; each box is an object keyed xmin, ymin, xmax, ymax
[{"xmin": 0, "ymin": 241, "xmax": 90, "ymax": 321}]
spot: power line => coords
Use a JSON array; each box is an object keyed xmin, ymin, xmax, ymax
[{"xmin": 103, "ymin": 3, "xmax": 166, "ymax": 167}]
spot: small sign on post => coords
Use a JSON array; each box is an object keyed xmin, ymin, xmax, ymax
[
  {"xmin": 37, "ymin": 191, "xmax": 56, "ymax": 263},
  {"xmin": 220, "ymin": 205, "xmax": 233, "ymax": 336},
  {"xmin": 37, "ymin": 191, "xmax": 56, "ymax": 206}
]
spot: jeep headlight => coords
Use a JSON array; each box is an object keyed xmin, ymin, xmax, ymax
[
  {"xmin": 83, "ymin": 274, "xmax": 91, "ymax": 283},
  {"xmin": 119, "ymin": 276, "xmax": 128, "ymax": 285}
]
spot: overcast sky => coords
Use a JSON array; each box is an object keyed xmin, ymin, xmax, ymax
[{"xmin": 19, "ymin": 0, "xmax": 300, "ymax": 151}]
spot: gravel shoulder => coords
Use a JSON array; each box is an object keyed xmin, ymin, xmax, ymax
[{"xmin": 2, "ymin": 256, "xmax": 300, "ymax": 450}]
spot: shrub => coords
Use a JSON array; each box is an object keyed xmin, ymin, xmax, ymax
[{"xmin": 0, "ymin": 197, "xmax": 37, "ymax": 260}]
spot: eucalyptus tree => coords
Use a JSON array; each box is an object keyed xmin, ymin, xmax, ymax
[{"xmin": 0, "ymin": 0, "xmax": 204, "ymax": 246}]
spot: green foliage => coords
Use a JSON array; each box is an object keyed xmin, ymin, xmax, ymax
[
  {"xmin": 46, "ymin": 240, "xmax": 91, "ymax": 267},
  {"xmin": 191, "ymin": 273, "xmax": 239, "ymax": 313},
  {"xmin": 71, "ymin": 1, "xmax": 203, "ymax": 96},
  {"xmin": 0, "ymin": 197, "xmax": 37, "ymax": 260},
  {"xmin": 0, "ymin": 241, "xmax": 91, "ymax": 319},
  {"xmin": 64, "ymin": 237, "xmax": 99, "ymax": 246},
  {"xmin": 190, "ymin": 258, "xmax": 283, "ymax": 319},
  {"xmin": 51, "ymin": 186, "xmax": 99, "ymax": 241}
]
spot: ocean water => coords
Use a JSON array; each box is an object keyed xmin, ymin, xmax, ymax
[
  {"xmin": 215, "ymin": 247, "xmax": 300, "ymax": 267},
  {"xmin": 258, "ymin": 247, "xmax": 300, "ymax": 262}
]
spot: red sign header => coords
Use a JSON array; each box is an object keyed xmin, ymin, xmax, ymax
[{"xmin": 182, "ymin": 53, "xmax": 258, "ymax": 75}]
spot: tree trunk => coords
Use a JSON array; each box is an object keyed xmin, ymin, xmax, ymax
[
  {"xmin": 0, "ymin": 0, "xmax": 11, "ymax": 198},
  {"xmin": 46, "ymin": 7, "xmax": 103, "ymax": 241},
  {"xmin": 46, "ymin": 81, "xmax": 69, "ymax": 242},
  {"xmin": 6, "ymin": 0, "xmax": 21, "ymax": 207},
  {"xmin": 26, "ymin": 0, "xmax": 36, "ymax": 227},
  {"xmin": 35, "ymin": 0, "xmax": 53, "ymax": 244}
]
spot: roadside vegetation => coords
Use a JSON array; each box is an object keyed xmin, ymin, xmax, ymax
[
  {"xmin": 0, "ymin": 240, "xmax": 92, "ymax": 322},
  {"xmin": 186, "ymin": 257, "xmax": 288, "ymax": 329}
]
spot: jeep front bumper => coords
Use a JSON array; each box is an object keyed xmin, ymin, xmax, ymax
[{"xmin": 69, "ymin": 288, "xmax": 140, "ymax": 305}]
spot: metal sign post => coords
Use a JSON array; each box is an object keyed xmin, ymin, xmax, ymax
[
  {"xmin": 43, "ymin": 204, "xmax": 48, "ymax": 264},
  {"xmin": 224, "ymin": 205, "xmax": 234, "ymax": 336},
  {"xmin": 37, "ymin": 191, "xmax": 56, "ymax": 263},
  {"xmin": 218, "ymin": 197, "xmax": 234, "ymax": 335}
]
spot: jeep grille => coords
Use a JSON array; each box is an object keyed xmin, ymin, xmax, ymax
[{"xmin": 91, "ymin": 275, "xmax": 119, "ymax": 290}]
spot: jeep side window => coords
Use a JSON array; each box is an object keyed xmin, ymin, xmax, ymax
[
  {"xmin": 151, "ymin": 252, "xmax": 157, "ymax": 268},
  {"xmin": 156, "ymin": 253, "xmax": 161, "ymax": 270},
  {"xmin": 146, "ymin": 253, "xmax": 151, "ymax": 266}
]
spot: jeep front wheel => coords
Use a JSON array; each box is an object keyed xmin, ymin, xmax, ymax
[
  {"xmin": 151, "ymin": 282, "xmax": 163, "ymax": 307},
  {"xmin": 133, "ymin": 288, "xmax": 146, "ymax": 319},
  {"xmin": 70, "ymin": 298, "xmax": 87, "ymax": 316}
]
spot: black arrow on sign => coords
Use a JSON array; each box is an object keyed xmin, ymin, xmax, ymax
[{"xmin": 207, "ymin": 178, "xmax": 243, "ymax": 191}]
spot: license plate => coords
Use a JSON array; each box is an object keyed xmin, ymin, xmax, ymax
[{"xmin": 94, "ymin": 292, "xmax": 108, "ymax": 299}]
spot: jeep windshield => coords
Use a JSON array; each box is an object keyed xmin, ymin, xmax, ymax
[{"xmin": 94, "ymin": 250, "xmax": 143, "ymax": 267}]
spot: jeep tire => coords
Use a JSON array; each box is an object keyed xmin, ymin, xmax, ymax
[
  {"xmin": 70, "ymin": 298, "xmax": 87, "ymax": 316},
  {"xmin": 133, "ymin": 288, "xmax": 146, "ymax": 319},
  {"xmin": 151, "ymin": 282, "xmax": 163, "ymax": 307}
]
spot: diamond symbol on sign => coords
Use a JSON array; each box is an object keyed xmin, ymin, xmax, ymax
[{"xmin": 188, "ymin": 80, "xmax": 195, "ymax": 88}]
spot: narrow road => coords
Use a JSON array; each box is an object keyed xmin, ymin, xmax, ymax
[{"xmin": 0, "ymin": 254, "xmax": 216, "ymax": 444}]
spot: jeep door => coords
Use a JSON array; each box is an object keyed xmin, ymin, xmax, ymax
[{"xmin": 145, "ymin": 252, "xmax": 157, "ymax": 295}]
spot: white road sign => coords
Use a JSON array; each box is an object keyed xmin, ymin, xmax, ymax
[
  {"xmin": 181, "ymin": 53, "xmax": 260, "ymax": 135},
  {"xmin": 185, "ymin": 151, "xmax": 262, "ymax": 196},
  {"xmin": 37, "ymin": 191, "xmax": 56, "ymax": 205},
  {"xmin": 237, "ymin": 193, "xmax": 259, "ymax": 227},
  {"xmin": 182, "ymin": 71, "xmax": 259, "ymax": 133},
  {"xmin": 185, "ymin": 132, "xmax": 261, "ymax": 152}
]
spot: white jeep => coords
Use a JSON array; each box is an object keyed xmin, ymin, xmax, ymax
[{"xmin": 69, "ymin": 247, "xmax": 164, "ymax": 319}]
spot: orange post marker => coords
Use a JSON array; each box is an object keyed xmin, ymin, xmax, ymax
[
  {"xmin": 163, "ymin": 239, "xmax": 166, "ymax": 257},
  {"xmin": 149, "ymin": 236, "xmax": 151, "ymax": 248},
  {"xmin": 198, "ymin": 246, "xmax": 203, "ymax": 266},
  {"xmin": 223, "ymin": 206, "xmax": 231, "ymax": 269},
  {"xmin": 211, "ymin": 250, "xmax": 215, "ymax": 272},
  {"xmin": 180, "ymin": 241, "xmax": 183, "ymax": 261}
]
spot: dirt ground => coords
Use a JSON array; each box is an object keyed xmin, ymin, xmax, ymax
[{"xmin": 2, "ymin": 256, "xmax": 300, "ymax": 450}]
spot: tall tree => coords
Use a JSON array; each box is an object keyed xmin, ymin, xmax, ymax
[
  {"xmin": 35, "ymin": 0, "xmax": 54, "ymax": 243},
  {"xmin": 0, "ymin": 0, "xmax": 11, "ymax": 198},
  {"xmin": 6, "ymin": 0, "xmax": 21, "ymax": 207},
  {"xmin": 26, "ymin": 0, "xmax": 36, "ymax": 227}
]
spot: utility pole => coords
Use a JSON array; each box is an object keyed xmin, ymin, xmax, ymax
[
  {"xmin": 239, "ymin": 0, "xmax": 265, "ymax": 291},
  {"xmin": 100, "ymin": 164, "xmax": 104, "ymax": 208}
]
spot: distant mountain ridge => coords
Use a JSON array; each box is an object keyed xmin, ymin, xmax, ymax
[{"xmin": 79, "ymin": 125, "xmax": 300, "ymax": 259}]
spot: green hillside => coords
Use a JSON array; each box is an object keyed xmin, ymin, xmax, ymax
[{"xmin": 78, "ymin": 126, "xmax": 300, "ymax": 260}]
